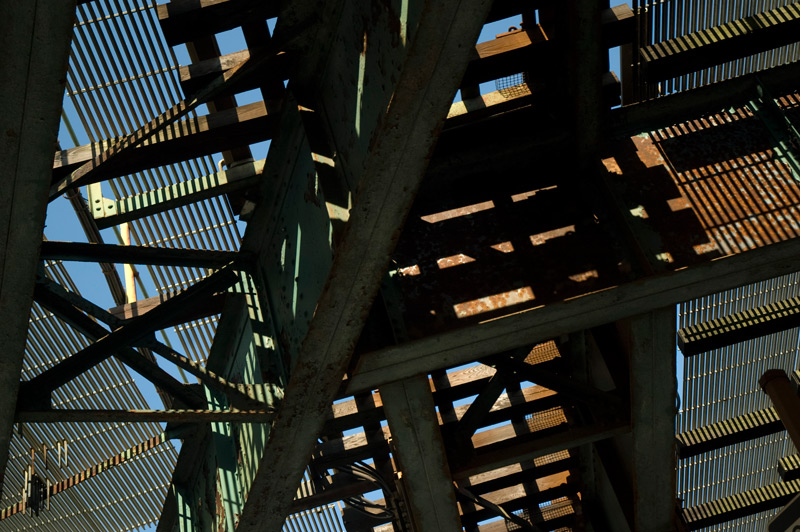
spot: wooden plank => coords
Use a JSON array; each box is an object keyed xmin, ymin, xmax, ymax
[
  {"xmin": 383, "ymin": 375, "xmax": 463, "ymax": 531},
  {"xmin": 0, "ymin": 0, "xmax": 77, "ymax": 492},
  {"xmin": 179, "ymin": 50, "xmax": 291, "ymax": 96},
  {"xmin": 108, "ymin": 291, "xmax": 225, "ymax": 325}
]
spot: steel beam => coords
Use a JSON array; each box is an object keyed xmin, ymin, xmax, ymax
[
  {"xmin": 31, "ymin": 278, "xmax": 205, "ymax": 409},
  {"xmin": 235, "ymin": 0, "xmax": 492, "ymax": 530},
  {"xmin": 621, "ymin": 308, "xmax": 678, "ymax": 532},
  {"xmin": 51, "ymin": 101, "xmax": 276, "ymax": 196},
  {"xmin": 611, "ymin": 59, "xmax": 800, "ymax": 136},
  {"xmin": 348, "ymin": 237, "xmax": 800, "ymax": 395},
  {"xmin": 382, "ymin": 375, "xmax": 463, "ymax": 531},
  {"xmin": 641, "ymin": 3, "xmax": 800, "ymax": 83},
  {"xmin": 87, "ymin": 160, "xmax": 265, "ymax": 229},
  {"xmin": 0, "ymin": 0, "xmax": 76, "ymax": 494},
  {"xmin": 40, "ymin": 240, "xmax": 243, "ymax": 268},
  {"xmin": 20, "ymin": 266, "xmax": 238, "ymax": 401},
  {"xmin": 157, "ymin": 0, "xmax": 279, "ymax": 47},
  {"xmin": 779, "ymin": 454, "xmax": 800, "ymax": 481},
  {"xmin": 453, "ymin": 417, "xmax": 630, "ymax": 480}
]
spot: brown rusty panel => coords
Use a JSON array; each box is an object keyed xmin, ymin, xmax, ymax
[
  {"xmin": 604, "ymin": 100, "xmax": 800, "ymax": 273},
  {"xmin": 394, "ymin": 214, "xmax": 628, "ymax": 339}
]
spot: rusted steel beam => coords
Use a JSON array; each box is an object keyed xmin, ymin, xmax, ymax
[
  {"xmin": 235, "ymin": 0, "xmax": 493, "ymax": 530},
  {"xmin": 14, "ymin": 409, "xmax": 274, "ymax": 423},
  {"xmin": 40, "ymin": 241, "xmax": 243, "ymax": 268},
  {"xmin": 348, "ymin": 237, "xmax": 800, "ymax": 396},
  {"xmin": 0, "ymin": 0, "xmax": 78, "ymax": 495}
]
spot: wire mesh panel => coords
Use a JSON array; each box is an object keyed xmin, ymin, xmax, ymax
[{"xmin": 678, "ymin": 273, "xmax": 800, "ymax": 532}]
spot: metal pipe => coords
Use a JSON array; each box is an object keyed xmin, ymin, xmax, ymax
[{"xmin": 759, "ymin": 369, "xmax": 800, "ymax": 449}]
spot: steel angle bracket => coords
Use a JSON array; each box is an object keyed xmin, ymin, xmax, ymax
[
  {"xmin": 748, "ymin": 78, "xmax": 800, "ymax": 182},
  {"xmin": 86, "ymin": 182, "xmax": 117, "ymax": 221}
]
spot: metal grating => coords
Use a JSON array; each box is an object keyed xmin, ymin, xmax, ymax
[
  {"xmin": 633, "ymin": 0, "xmax": 800, "ymax": 98},
  {"xmin": 678, "ymin": 273, "xmax": 800, "ymax": 532},
  {"xmin": 0, "ymin": 259, "xmax": 175, "ymax": 532}
]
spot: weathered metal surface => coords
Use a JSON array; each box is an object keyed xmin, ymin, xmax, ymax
[
  {"xmin": 382, "ymin": 375, "xmax": 462, "ymax": 531},
  {"xmin": 0, "ymin": 0, "xmax": 79, "ymax": 498}
]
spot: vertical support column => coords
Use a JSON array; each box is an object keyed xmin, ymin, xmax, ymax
[
  {"xmin": 382, "ymin": 375, "xmax": 462, "ymax": 532},
  {"xmin": 620, "ymin": 307, "xmax": 677, "ymax": 532},
  {"xmin": 0, "ymin": 0, "xmax": 76, "ymax": 492}
]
